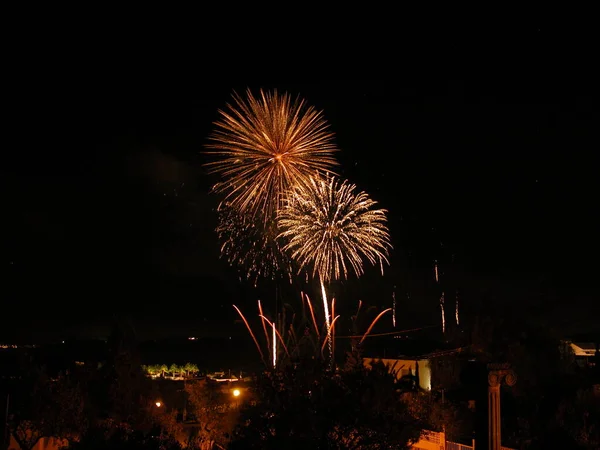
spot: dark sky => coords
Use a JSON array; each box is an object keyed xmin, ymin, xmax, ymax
[{"xmin": 3, "ymin": 38, "xmax": 599, "ymax": 341}]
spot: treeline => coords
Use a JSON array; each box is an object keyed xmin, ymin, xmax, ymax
[{"xmin": 141, "ymin": 363, "xmax": 200, "ymax": 379}]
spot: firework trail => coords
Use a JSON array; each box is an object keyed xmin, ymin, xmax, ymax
[
  {"xmin": 259, "ymin": 315, "xmax": 290, "ymax": 360},
  {"xmin": 205, "ymin": 88, "xmax": 339, "ymax": 221},
  {"xmin": 440, "ymin": 292, "xmax": 446, "ymax": 334},
  {"xmin": 303, "ymin": 292, "xmax": 321, "ymax": 340},
  {"xmin": 320, "ymin": 281, "xmax": 333, "ymax": 362},
  {"xmin": 455, "ymin": 289, "xmax": 460, "ymax": 326},
  {"xmin": 236, "ymin": 296, "xmax": 397, "ymax": 368},
  {"xmin": 433, "ymin": 259, "xmax": 445, "ymax": 334},
  {"xmin": 233, "ymin": 305, "xmax": 266, "ymax": 367},
  {"xmin": 331, "ymin": 297, "xmax": 336, "ymax": 359},
  {"xmin": 392, "ymin": 290, "xmax": 396, "ymax": 328},
  {"xmin": 272, "ymin": 322, "xmax": 276, "ymax": 368},
  {"xmin": 355, "ymin": 300, "xmax": 363, "ymax": 320},
  {"xmin": 360, "ymin": 308, "xmax": 392, "ymax": 344},
  {"xmin": 257, "ymin": 300, "xmax": 271, "ymax": 354},
  {"xmin": 321, "ymin": 315, "xmax": 341, "ymax": 353}
]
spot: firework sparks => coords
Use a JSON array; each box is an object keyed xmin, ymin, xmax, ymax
[
  {"xmin": 277, "ymin": 173, "xmax": 392, "ymax": 283},
  {"xmin": 205, "ymin": 88, "xmax": 339, "ymax": 220},
  {"xmin": 216, "ymin": 204, "xmax": 294, "ymax": 284}
]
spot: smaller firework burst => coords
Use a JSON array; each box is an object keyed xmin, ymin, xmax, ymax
[{"xmin": 277, "ymin": 173, "xmax": 392, "ymax": 284}]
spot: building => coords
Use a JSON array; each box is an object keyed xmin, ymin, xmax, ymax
[
  {"xmin": 363, "ymin": 357, "xmax": 433, "ymax": 391},
  {"xmin": 561, "ymin": 339, "xmax": 599, "ymax": 368},
  {"xmin": 362, "ymin": 344, "xmax": 466, "ymax": 392}
]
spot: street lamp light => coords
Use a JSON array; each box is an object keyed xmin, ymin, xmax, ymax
[
  {"xmin": 232, "ymin": 389, "xmax": 240, "ymax": 397},
  {"xmin": 155, "ymin": 401, "xmax": 162, "ymax": 408}
]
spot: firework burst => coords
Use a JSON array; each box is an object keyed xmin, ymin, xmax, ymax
[
  {"xmin": 205, "ymin": 88, "xmax": 339, "ymax": 220},
  {"xmin": 277, "ymin": 173, "xmax": 392, "ymax": 284}
]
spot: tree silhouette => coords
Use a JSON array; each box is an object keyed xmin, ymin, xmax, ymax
[
  {"xmin": 7, "ymin": 363, "xmax": 88, "ymax": 450},
  {"xmin": 184, "ymin": 379, "xmax": 239, "ymax": 449},
  {"xmin": 230, "ymin": 351, "xmax": 423, "ymax": 449},
  {"xmin": 555, "ymin": 386, "xmax": 600, "ymax": 448},
  {"xmin": 68, "ymin": 427, "xmax": 183, "ymax": 450}
]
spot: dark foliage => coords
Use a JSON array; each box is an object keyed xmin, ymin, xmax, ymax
[
  {"xmin": 6, "ymin": 319, "xmax": 183, "ymax": 449},
  {"xmin": 68, "ymin": 426, "xmax": 183, "ymax": 450},
  {"xmin": 230, "ymin": 348, "xmax": 424, "ymax": 450},
  {"xmin": 7, "ymin": 362, "xmax": 88, "ymax": 450}
]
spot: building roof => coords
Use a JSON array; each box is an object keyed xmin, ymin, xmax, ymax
[{"xmin": 570, "ymin": 342, "xmax": 598, "ymax": 356}]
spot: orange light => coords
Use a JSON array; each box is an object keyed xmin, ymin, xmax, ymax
[
  {"xmin": 232, "ymin": 389, "xmax": 240, "ymax": 397},
  {"xmin": 155, "ymin": 401, "xmax": 162, "ymax": 407}
]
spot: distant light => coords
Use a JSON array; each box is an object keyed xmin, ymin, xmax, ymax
[
  {"xmin": 188, "ymin": 337, "xmax": 196, "ymax": 340},
  {"xmin": 232, "ymin": 389, "xmax": 240, "ymax": 397},
  {"xmin": 62, "ymin": 341, "xmax": 65, "ymax": 344},
  {"xmin": 155, "ymin": 401, "xmax": 162, "ymax": 407}
]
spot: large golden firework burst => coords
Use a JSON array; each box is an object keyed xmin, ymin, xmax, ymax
[
  {"xmin": 277, "ymin": 173, "xmax": 392, "ymax": 284},
  {"xmin": 205, "ymin": 88, "xmax": 339, "ymax": 220}
]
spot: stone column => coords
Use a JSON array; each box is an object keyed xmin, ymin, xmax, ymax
[
  {"xmin": 488, "ymin": 373, "xmax": 501, "ymax": 450},
  {"xmin": 487, "ymin": 363, "xmax": 517, "ymax": 450}
]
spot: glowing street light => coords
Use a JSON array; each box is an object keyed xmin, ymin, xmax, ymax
[
  {"xmin": 155, "ymin": 401, "xmax": 162, "ymax": 407},
  {"xmin": 232, "ymin": 389, "xmax": 240, "ymax": 397}
]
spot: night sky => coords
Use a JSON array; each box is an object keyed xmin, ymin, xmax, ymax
[{"xmin": 3, "ymin": 58, "xmax": 598, "ymax": 341}]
